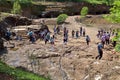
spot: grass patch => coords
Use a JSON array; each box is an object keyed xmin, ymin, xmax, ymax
[
  {"xmin": 0, "ymin": 61, "xmax": 50, "ymax": 80},
  {"xmin": 0, "ymin": 12, "xmax": 10, "ymax": 21}
]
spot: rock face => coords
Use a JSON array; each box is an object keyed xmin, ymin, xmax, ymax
[
  {"xmin": 0, "ymin": 2, "xmax": 110, "ymax": 18},
  {"xmin": 3, "ymin": 15, "xmax": 32, "ymax": 26},
  {"xmin": 0, "ymin": 21, "xmax": 8, "ymax": 50},
  {"xmin": 0, "ymin": 37, "xmax": 4, "ymax": 50},
  {"xmin": 0, "ymin": 15, "xmax": 32, "ymax": 49}
]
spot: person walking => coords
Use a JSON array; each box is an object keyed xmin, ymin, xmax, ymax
[{"xmin": 96, "ymin": 43, "xmax": 103, "ymax": 60}]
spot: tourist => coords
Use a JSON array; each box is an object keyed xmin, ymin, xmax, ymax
[
  {"xmin": 83, "ymin": 28, "xmax": 86, "ymax": 37},
  {"xmin": 72, "ymin": 30, "xmax": 75, "ymax": 38},
  {"xmin": 44, "ymin": 32, "xmax": 50, "ymax": 44},
  {"xmin": 86, "ymin": 35, "xmax": 90, "ymax": 45},
  {"xmin": 105, "ymin": 32, "xmax": 110, "ymax": 45},
  {"xmin": 54, "ymin": 25, "xmax": 57, "ymax": 35},
  {"xmin": 5, "ymin": 30, "xmax": 11, "ymax": 44},
  {"xmin": 76, "ymin": 30, "xmax": 79, "ymax": 38},
  {"xmin": 101, "ymin": 35, "xmax": 106, "ymax": 48},
  {"xmin": 50, "ymin": 35, "xmax": 55, "ymax": 45},
  {"xmin": 80, "ymin": 27, "xmax": 82, "ymax": 36},
  {"xmin": 56, "ymin": 25, "xmax": 60, "ymax": 34},
  {"xmin": 97, "ymin": 30, "xmax": 101, "ymax": 39},
  {"xmin": 27, "ymin": 30, "xmax": 35, "ymax": 43},
  {"xmin": 96, "ymin": 43, "xmax": 103, "ymax": 60},
  {"xmin": 63, "ymin": 29, "xmax": 68, "ymax": 45}
]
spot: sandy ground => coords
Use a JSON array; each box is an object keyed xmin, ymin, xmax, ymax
[{"xmin": 1, "ymin": 16, "xmax": 120, "ymax": 80}]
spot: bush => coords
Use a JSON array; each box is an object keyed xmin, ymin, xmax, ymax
[
  {"xmin": 57, "ymin": 14, "xmax": 68, "ymax": 24},
  {"xmin": 104, "ymin": 1, "xmax": 120, "ymax": 23},
  {"xmin": 80, "ymin": 6, "xmax": 88, "ymax": 17}
]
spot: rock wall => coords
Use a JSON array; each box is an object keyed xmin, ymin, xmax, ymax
[{"xmin": 0, "ymin": 2, "xmax": 110, "ymax": 18}]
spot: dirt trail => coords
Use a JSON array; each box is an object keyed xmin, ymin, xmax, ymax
[{"xmin": 1, "ymin": 16, "xmax": 120, "ymax": 80}]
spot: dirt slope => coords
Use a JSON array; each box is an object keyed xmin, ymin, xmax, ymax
[{"xmin": 0, "ymin": 16, "xmax": 120, "ymax": 80}]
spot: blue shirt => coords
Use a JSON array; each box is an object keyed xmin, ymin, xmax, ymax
[{"xmin": 98, "ymin": 44, "xmax": 103, "ymax": 53}]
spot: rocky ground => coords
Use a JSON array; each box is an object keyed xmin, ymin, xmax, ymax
[{"xmin": 0, "ymin": 16, "xmax": 120, "ymax": 80}]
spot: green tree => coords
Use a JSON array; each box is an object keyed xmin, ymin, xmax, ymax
[
  {"xmin": 11, "ymin": 0, "xmax": 21, "ymax": 14},
  {"xmin": 0, "ymin": 0, "xmax": 7, "ymax": 6},
  {"xmin": 19, "ymin": 0, "xmax": 32, "ymax": 5},
  {"xmin": 106, "ymin": 1, "xmax": 120, "ymax": 23},
  {"xmin": 80, "ymin": 6, "xmax": 88, "ymax": 17},
  {"xmin": 57, "ymin": 14, "xmax": 68, "ymax": 24},
  {"xmin": 112, "ymin": 30, "xmax": 120, "ymax": 52}
]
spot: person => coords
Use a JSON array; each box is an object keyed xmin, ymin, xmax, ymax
[
  {"xmin": 86, "ymin": 35, "xmax": 90, "ymax": 45},
  {"xmin": 27, "ymin": 30, "xmax": 36, "ymax": 43},
  {"xmin": 63, "ymin": 29, "xmax": 68, "ymax": 45},
  {"xmin": 101, "ymin": 35, "xmax": 106, "ymax": 48},
  {"xmin": 72, "ymin": 30, "xmax": 75, "ymax": 38},
  {"xmin": 112, "ymin": 33, "xmax": 118, "ymax": 47},
  {"xmin": 80, "ymin": 27, "xmax": 82, "ymax": 36},
  {"xmin": 54, "ymin": 25, "xmax": 57, "ymax": 35},
  {"xmin": 105, "ymin": 32, "xmax": 110, "ymax": 45},
  {"xmin": 5, "ymin": 30, "xmax": 11, "ymax": 44},
  {"xmin": 97, "ymin": 30, "xmax": 101, "ymax": 39},
  {"xmin": 96, "ymin": 43, "xmax": 103, "ymax": 60},
  {"xmin": 83, "ymin": 28, "xmax": 86, "ymax": 37},
  {"xmin": 50, "ymin": 35, "xmax": 55, "ymax": 45},
  {"xmin": 56, "ymin": 25, "xmax": 60, "ymax": 34},
  {"xmin": 76, "ymin": 30, "xmax": 79, "ymax": 38},
  {"xmin": 44, "ymin": 32, "xmax": 50, "ymax": 44}
]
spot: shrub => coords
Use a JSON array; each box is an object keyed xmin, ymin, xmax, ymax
[
  {"xmin": 57, "ymin": 14, "xmax": 68, "ymax": 24},
  {"xmin": 80, "ymin": 6, "xmax": 88, "ymax": 17}
]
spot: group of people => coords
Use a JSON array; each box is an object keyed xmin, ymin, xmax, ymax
[
  {"xmin": 4, "ymin": 23, "xmax": 118, "ymax": 60},
  {"xmin": 96, "ymin": 28, "xmax": 118, "ymax": 60},
  {"xmin": 72, "ymin": 27, "xmax": 86, "ymax": 38},
  {"xmin": 71, "ymin": 27, "xmax": 90, "ymax": 45},
  {"xmin": 27, "ymin": 29, "xmax": 55, "ymax": 45},
  {"xmin": 97, "ymin": 29, "xmax": 111, "ymax": 48}
]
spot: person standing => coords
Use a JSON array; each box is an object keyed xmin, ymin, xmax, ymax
[
  {"xmin": 5, "ymin": 30, "xmax": 11, "ymax": 44},
  {"xmin": 80, "ymin": 27, "xmax": 82, "ymax": 36},
  {"xmin": 86, "ymin": 35, "xmax": 90, "ymax": 45},
  {"xmin": 101, "ymin": 35, "xmax": 106, "ymax": 48},
  {"xmin": 76, "ymin": 31, "xmax": 79, "ymax": 39},
  {"xmin": 63, "ymin": 29, "xmax": 68, "ymax": 45},
  {"xmin": 72, "ymin": 30, "xmax": 75, "ymax": 38},
  {"xmin": 105, "ymin": 32, "xmax": 110, "ymax": 45},
  {"xmin": 54, "ymin": 25, "xmax": 57, "ymax": 35},
  {"xmin": 96, "ymin": 43, "xmax": 103, "ymax": 60},
  {"xmin": 83, "ymin": 28, "xmax": 86, "ymax": 37}
]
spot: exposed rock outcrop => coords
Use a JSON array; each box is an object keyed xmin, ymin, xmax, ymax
[{"xmin": 3, "ymin": 15, "xmax": 32, "ymax": 26}]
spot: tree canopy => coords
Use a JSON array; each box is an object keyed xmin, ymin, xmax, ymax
[{"xmin": 105, "ymin": 1, "xmax": 120, "ymax": 23}]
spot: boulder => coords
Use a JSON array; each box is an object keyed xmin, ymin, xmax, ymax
[{"xmin": 3, "ymin": 15, "xmax": 32, "ymax": 26}]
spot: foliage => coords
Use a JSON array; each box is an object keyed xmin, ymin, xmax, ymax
[
  {"xmin": 57, "ymin": 14, "xmax": 68, "ymax": 24},
  {"xmin": 0, "ymin": 0, "xmax": 7, "ymax": 5},
  {"xmin": 0, "ymin": 60, "xmax": 50, "ymax": 80},
  {"xmin": 112, "ymin": 29, "xmax": 120, "ymax": 52},
  {"xmin": 32, "ymin": 0, "xmax": 114, "ymax": 5},
  {"xmin": 80, "ymin": 6, "xmax": 88, "ymax": 17},
  {"xmin": 115, "ymin": 44, "xmax": 120, "ymax": 52},
  {"xmin": 19, "ymin": 0, "xmax": 32, "ymax": 7},
  {"xmin": 11, "ymin": 0, "xmax": 21, "ymax": 14},
  {"xmin": 104, "ymin": 1, "xmax": 120, "ymax": 23}
]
